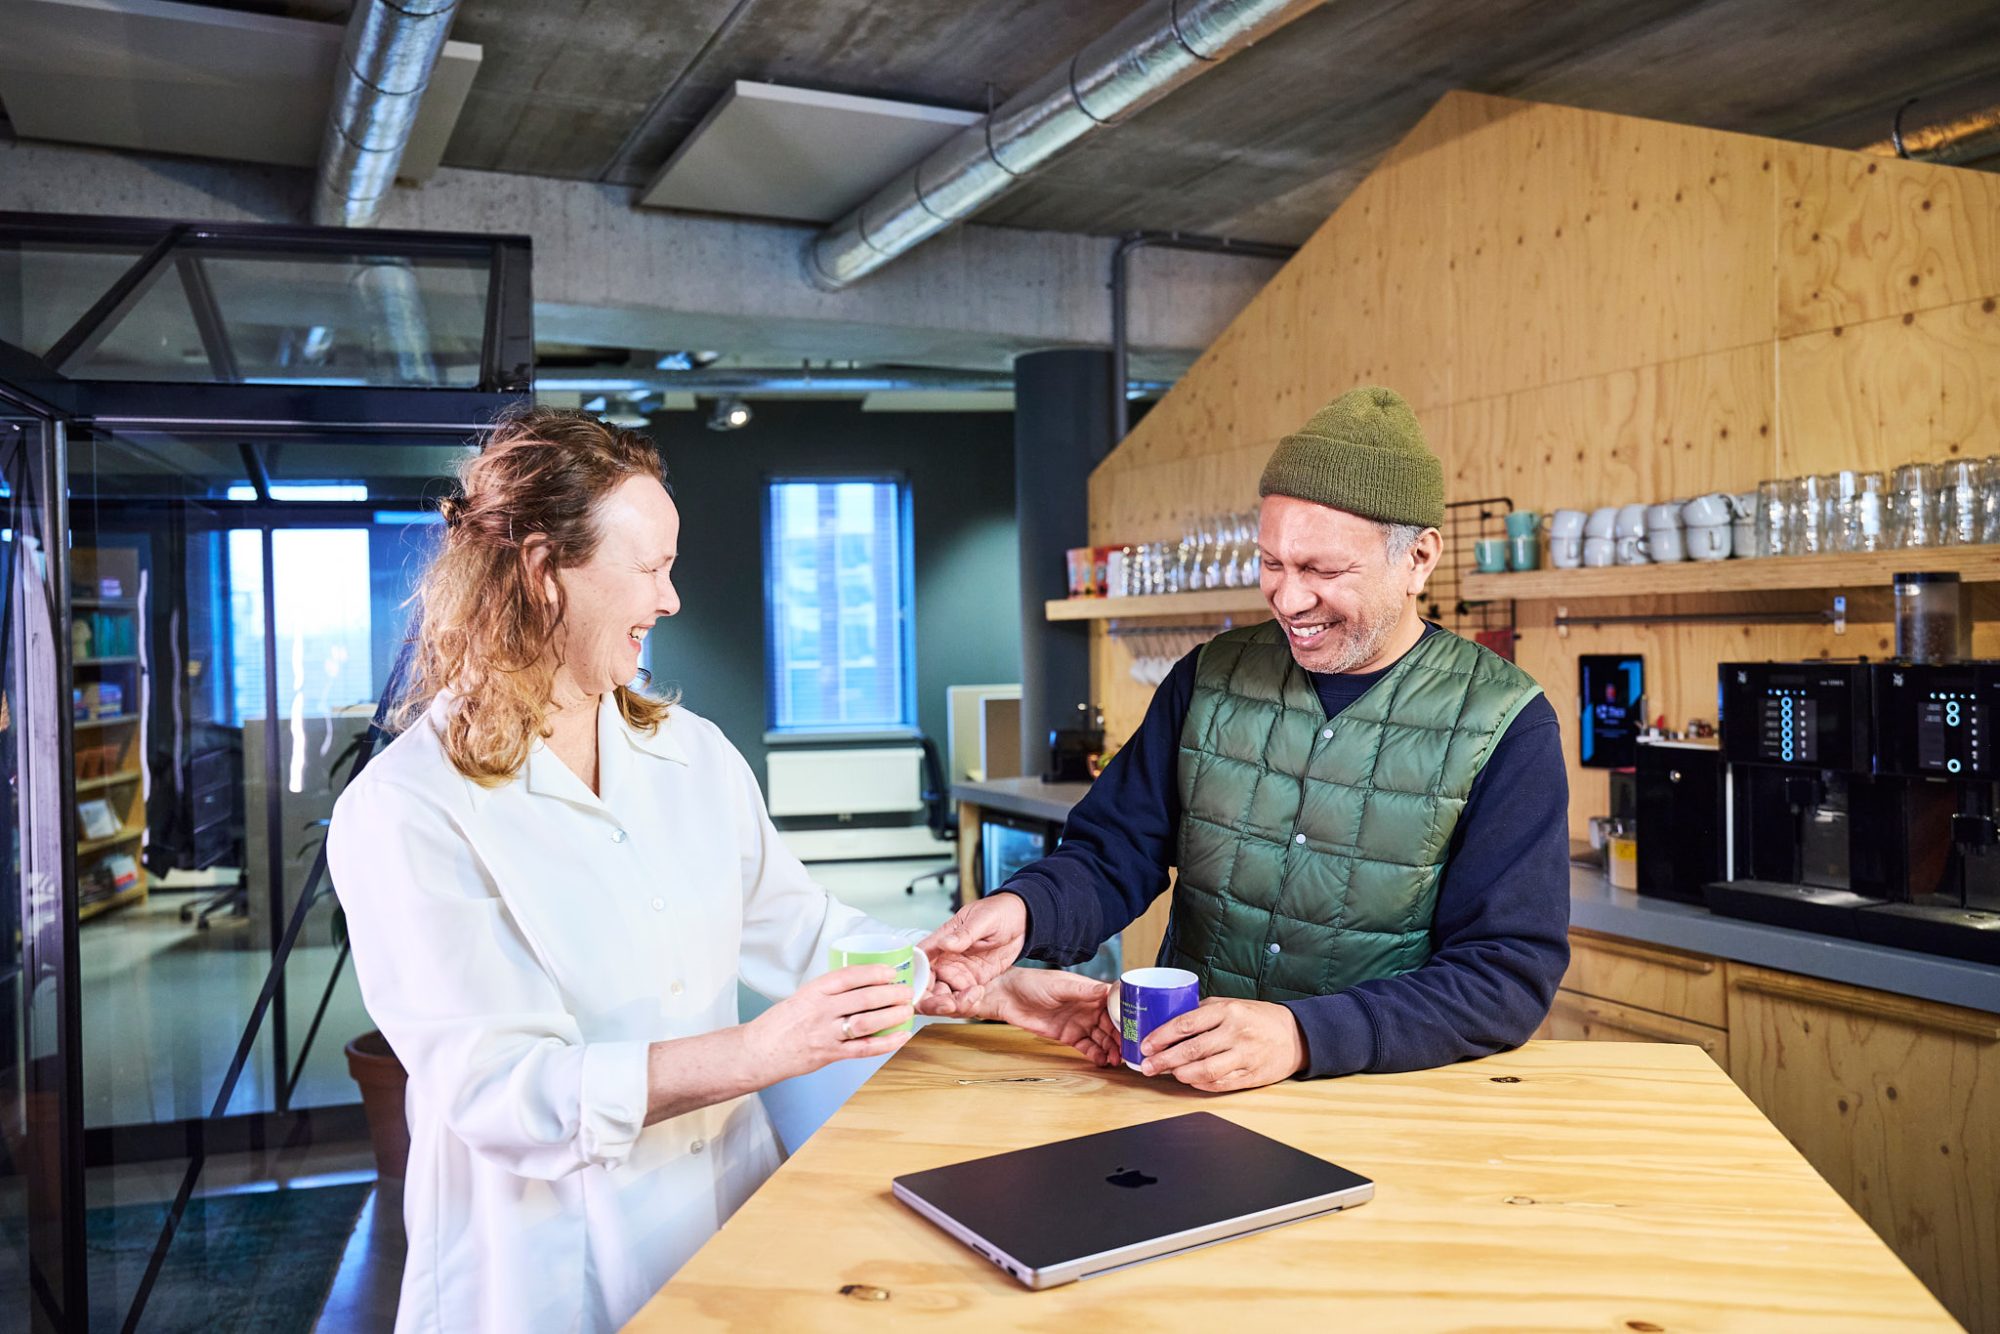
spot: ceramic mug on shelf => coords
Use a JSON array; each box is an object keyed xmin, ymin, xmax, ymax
[
  {"xmin": 1645, "ymin": 502, "xmax": 1682, "ymax": 531},
  {"xmin": 1585, "ymin": 506, "xmax": 1619, "ymax": 539},
  {"xmin": 1644, "ymin": 526, "xmax": 1686, "ymax": 562},
  {"xmin": 1682, "ymin": 492, "xmax": 1732, "ymax": 527},
  {"xmin": 1508, "ymin": 533, "xmax": 1540, "ymax": 571},
  {"xmin": 1504, "ymin": 510, "xmax": 1541, "ymax": 539},
  {"xmin": 1551, "ymin": 509, "xmax": 1588, "ymax": 539},
  {"xmin": 1615, "ymin": 533, "xmax": 1649, "ymax": 565},
  {"xmin": 1582, "ymin": 536, "xmax": 1616, "ymax": 567},
  {"xmin": 1687, "ymin": 523, "xmax": 1732, "ymax": 561},
  {"xmin": 1473, "ymin": 537, "xmax": 1509, "ymax": 573},
  {"xmin": 1550, "ymin": 535, "xmax": 1584, "ymax": 568},
  {"xmin": 1615, "ymin": 503, "xmax": 1648, "ymax": 539}
]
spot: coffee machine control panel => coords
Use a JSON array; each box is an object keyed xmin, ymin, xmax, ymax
[
  {"xmin": 1718, "ymin": 662, "xmax": 1871, "ymax": 771},
  {"xmin": 1872, "ymin": 663, "xmax": 2000, "ymax": 779}
]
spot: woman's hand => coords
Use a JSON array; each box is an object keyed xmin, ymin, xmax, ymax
[
  {"xmin": 975, "ymin": 968, "xmax": 1120, "ymax": 1067},
  {"xmin": 741, "ymin": 965, "xmax": 915, "ymax": 1082}
]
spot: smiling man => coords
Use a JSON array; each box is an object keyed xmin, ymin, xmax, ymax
[{"xmin": 924, "ymin": 386, "xmax": 1570, "ymax": 1091}]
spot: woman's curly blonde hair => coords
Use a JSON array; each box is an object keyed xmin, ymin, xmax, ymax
[{"xmin": 400, "ymin": 406, "xmax": 674, "ymax": 785}]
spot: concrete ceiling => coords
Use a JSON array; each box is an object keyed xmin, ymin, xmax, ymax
[{"xmin": 136, "ymin": 0, "xmax": 2000, "ymax": 247}]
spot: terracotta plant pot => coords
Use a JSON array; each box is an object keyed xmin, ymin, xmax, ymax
[{"xmin": 345, "ymin": 1030, "xmax": 410, "ymax": 1181}]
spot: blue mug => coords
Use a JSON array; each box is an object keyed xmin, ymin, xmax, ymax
[{"xmin": 1112, "ymin": 967, "xmax": 1201, "ymax": 1071}]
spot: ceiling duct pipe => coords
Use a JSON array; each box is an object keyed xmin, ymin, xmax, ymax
[
  {"xmin": 805, "ymin": 0, "xmax": 1320, "ymax": 290},
  {"xmin": 1863, "ymin": 98, "xmax": 2000, "ymax": 167},
  {"xmin": 534, "ymin": 366, "xmax": 1173, "ymax": 397},
  {"xmin": 312, "ymin": 0, "xmax": 460, "ymax": 227}
]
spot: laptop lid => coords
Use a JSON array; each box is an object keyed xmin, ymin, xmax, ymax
[{"xmin": 892, "ymin": 1111, "xmax": 1373, "ymax": 1288}]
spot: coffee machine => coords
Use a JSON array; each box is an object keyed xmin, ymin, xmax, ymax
[
  {"xmin": 1854, "ymin": 662, "xmax": 2000, "ymax": 963},
  {"xmin": 1706, "ymin": 662, "xmax": 1897, "ymax": 933}
]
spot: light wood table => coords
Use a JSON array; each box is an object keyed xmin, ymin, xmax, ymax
[{"xmin": 628, "ymin": 1026, "xmax": 1955, "ymax": 1332}]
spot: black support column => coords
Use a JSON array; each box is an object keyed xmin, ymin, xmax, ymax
[{"xmin": 1013, "ymin": 349, "xmax": 1115, "ymax": 776}]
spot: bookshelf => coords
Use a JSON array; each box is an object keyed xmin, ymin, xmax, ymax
[{"xmin": 72, "ymin": 547, "xmax": 146, "ymax": 922}]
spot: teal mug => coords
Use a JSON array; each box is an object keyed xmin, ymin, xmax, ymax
[
  {"xmin": 1508, "ymin": 533, "xmax": 1540, "ymax": 571},
  {"xmin": 1473, "ymin": 537, "xmax": 1509, "ymax": 573},
  {"xmin": 1504, "ymin": 510, "xmax": 1541, "ymax": 538}
]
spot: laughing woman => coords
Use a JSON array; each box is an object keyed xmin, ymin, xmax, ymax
[{"xmin": 327, "ymin": 409, "xmax": 1112, "ymax": 1333}]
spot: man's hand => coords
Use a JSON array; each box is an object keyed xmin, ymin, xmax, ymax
[
  {"xmin": 1138, "ymin": 997, "xmax": 1307, "ymax": 1092},
  {"xmin": 974, "ymin": 968, "xmax": 1119, "ymax": 1067},
  {"xmin": 917, "ymin": 893, "xmax": 1028, "ymax": 1013}
]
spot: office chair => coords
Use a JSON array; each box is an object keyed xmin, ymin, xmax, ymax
[{"xmin": 905, "ymin": 736, "xmax": 958, "ymax": 897}]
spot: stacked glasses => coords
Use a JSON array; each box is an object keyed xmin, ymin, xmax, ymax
[{"xmin": 1752, "ymin": 459, "xmax": 1999, "ymax": 556}]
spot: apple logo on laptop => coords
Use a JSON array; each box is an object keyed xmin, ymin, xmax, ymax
[{"xmin": 1104, "ymin": 1165, "xmax": 1158, "ymax": 1189}]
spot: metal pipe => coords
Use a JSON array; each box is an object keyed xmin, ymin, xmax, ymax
[
  {"xmin": 1110, "ymin": 230, "xmax": 1295, "ymax": 440},
  {"xmin": 313, "ymin": 0, "xmax": 460, "ymax": 227},
  {"xmin": 1863, "ymin": 98, "xmax": 2000, "ymax": 166},
  {"xmin": 806, "ymin": 0, "xmax": 1319, "ymax": 289},
  {"xmin": 535, "ymin": 367, "xmax": 1174, "ymax": 397}
]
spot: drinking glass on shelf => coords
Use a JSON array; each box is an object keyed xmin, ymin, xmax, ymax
[
  {"xmin": 1891, "ymin": 461, "xmax": 1941, "ymax": 548},
  {"xmin": 1980, "ymin": 457, "xmax": 2000, "ymax": 546},
  {"xmin": 1202, "ymin": 513, "xmax": 1225, "ymax": 590},
  {"xmin": 1854, "ymin": 471, "xmax": 1888, "ymax": 552},
  {"xmin": 1793, "ymin": 474, "xmax": 1831, "ymax": 555},
  {"xmin": 1238, "ymin": 510, "xmax": 1262, "ymax": 586},
  {"xmin": 1939, "ymin": 458, "xmax": 1981, "ymax": 546},
  {"xmin": 1826, "ymin": 470, "xmax": 1859, "ymax": 554},
  {"xmin": 1756, "ymin": 479, "xmax": 1791, "ymax": 557}
]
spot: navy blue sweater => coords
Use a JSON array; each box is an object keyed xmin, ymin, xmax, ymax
[{"xmin": 1001, "ymin": 625, "xmax": 1571, "ymax": 1078}]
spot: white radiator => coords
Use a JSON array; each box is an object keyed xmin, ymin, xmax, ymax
[{"xmin": 765, "ymin": 746, "xmax": 923, "ymax": 819}]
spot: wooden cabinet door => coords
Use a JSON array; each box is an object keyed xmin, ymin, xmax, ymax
[
  {"xmin": 1727, "ymin": 965, "xmax": 2000, "ymax": 1334},
  {"xmin": 1540, "ymin": 988, "xmax": 1728, "ymax": 1068},
  {"xmin": 1564, "ymin": 928, "xmax": 1727, "ymax": 1028}
]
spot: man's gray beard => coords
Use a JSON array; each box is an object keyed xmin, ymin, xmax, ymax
[{"xmin": 1306, "ymin": 600, "xmax": 1403, "ymax": 675}]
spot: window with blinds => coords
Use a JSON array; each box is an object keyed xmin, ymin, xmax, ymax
[{"xmin": 764, "ymin": 477, "xmax": 914, "ymax": 734}]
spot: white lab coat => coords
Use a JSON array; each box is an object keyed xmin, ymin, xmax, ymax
[{"xmin": 326, "ymin": 695, "xmax": 913, "ymax": 1333}]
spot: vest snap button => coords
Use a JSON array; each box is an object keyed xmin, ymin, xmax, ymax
[
  {"xmin": 1320, "ymin": 727, "xmax": 1333, "ymax": 740},
  {"xmin": 1293, "ymin": 832, "xmax": 1306, "ymax": 845},
  {"xmin": 1267, "ymin": 942, "xmax": 1282, "ymax": 954}
]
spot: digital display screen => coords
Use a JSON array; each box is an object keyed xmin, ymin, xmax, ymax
[
  {"xmin": 1757, "ymin": 689, "xmax": 1819, "ymax": 765},
  {"xmin": 1916, "ymin": 690, "xmax": 1984, "ymax": 775},
  {"xmin": 1579, "ymin": 654, "xmax": 1644, "ymax": 769}
]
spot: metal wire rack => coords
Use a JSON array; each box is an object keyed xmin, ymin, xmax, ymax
[{"xmin": 1432, "ymin": 495, "xmax": 1518, "ymax": 642}]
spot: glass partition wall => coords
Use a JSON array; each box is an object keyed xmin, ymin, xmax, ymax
[{"xmin": 0, "ymin": 214, "xmax": 529, "ymax": 1331}]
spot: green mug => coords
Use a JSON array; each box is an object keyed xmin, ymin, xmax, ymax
[{"xmin": 825, "ymin": 933, "xmax": 932, "ymax": 1035}]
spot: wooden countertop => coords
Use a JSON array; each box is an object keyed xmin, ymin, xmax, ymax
[{"xmin": 627, "ymin": 1026, "xmax": 1951, "ymax": 1331}]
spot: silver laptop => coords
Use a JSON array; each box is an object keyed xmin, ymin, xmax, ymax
[{"xmin": 891, "ymin": 1111, "xmax": 1373, "ymax": 1289}]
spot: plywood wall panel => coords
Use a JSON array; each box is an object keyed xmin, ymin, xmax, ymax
[
  {"xmin": 1448, "ymin": 103, "xmax": 1777, "ymax": 404},
  {"xmin": 1778, "ymin": 143, "xmax": 2000, "ymax": 339},
  {"xmin": 1779, "ymin": 294, "xmax": 2000, "ymax": 475},
  {"xmin": 1450, "ymin": 344, "xmax": 1776, "ymax": 513}
]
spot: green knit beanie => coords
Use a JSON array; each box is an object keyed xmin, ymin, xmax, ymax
[{"xmin": 1258, "ymin": 386, "xmax": 1444, "ymax": 529}]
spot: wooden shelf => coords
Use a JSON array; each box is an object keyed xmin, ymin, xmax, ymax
[
  {"xmin": 72, "ymin": 598, "xmax": 137, "ymax": 610},
  {"xmin": 1045, "ymin": 588, "xmax": 1268, "ymax": 621},
  {"xmin": 77, "ymin": 825, "xmax": 143, "ymax": 856},
  {"xmin": 1460, "ymin": 545, "xmax": 2000, "ymax": 602},
  {"xmin": 77, "ymin": 771, "xmax": 139, "ymax": 792},
  {"xmin": 74, "ymin": 715, "xmax": 138, "ymax": 730},
  {"xmin": 79, "ymin": 880, "xmax": 146, "ymax": 922},
  {"xmin": 75, "ymin": 655, "xmax": 139, "ymax": 667}
]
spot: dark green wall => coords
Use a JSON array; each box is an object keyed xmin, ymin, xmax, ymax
[{"xmin": 643, "ymin": 401, "xmax": 1020, "ymax": 793}]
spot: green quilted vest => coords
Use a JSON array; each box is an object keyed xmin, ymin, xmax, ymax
[{"xmin": 1167, "ymin": 621, "xmax": 1542, "ymax": 1001}]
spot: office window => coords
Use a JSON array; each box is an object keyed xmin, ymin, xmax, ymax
[
  {"xmin": 765, "ymin": 477, "xmax": 914, "ymax": 733},
  {"xmin": 227, "ymin": 529, "xmax": 374, "ymax": 729}
]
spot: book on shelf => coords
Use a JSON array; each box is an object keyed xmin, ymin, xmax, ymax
[{"xmin": 78, "ymin": 798, "xmax": 122, "ymax": 840}]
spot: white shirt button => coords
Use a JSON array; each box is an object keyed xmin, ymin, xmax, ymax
[
  {"xmin": 1293, "ymin": 832, "xmax": 1307, "ymax": 845},
  {"xmin": 670, "ymin": 980, "xmax": 684, "ymax": 996},
  {"xmin": 611, "ymin": 828, "xmax": 628, "ymax": 843},
  {"xmin": 651, "ymin": 897, "xmax": 665, "ymax": 912},
  {"xmin": 1268, "ymin": 942, "xmax": 1282, "ymax": 954},
  {"xmin": 690, "ymin": 1138, "xmax": 706, "ymax": 1154},
  {"xmin": 1321, "ymin": 727, "xmax": 1334, "ymax": 740}
]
